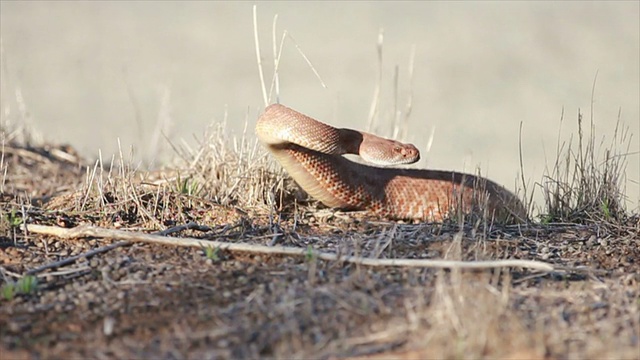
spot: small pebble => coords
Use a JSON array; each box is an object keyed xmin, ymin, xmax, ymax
[
  {"xmin": 103, "ymin": 316, "xmax": 115, "ymax": 336},
  {"xmin": 217, "ymin": 339, "xmax": 229, "ymax": 348}
]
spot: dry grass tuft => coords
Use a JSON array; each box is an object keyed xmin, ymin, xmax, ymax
[
  {"xmin": 539, "ymin": 110, "xmax": 633, "ymax": 224},
  {"xmin": 168, "ymin": 117, "xmax": 293, "ymax": 213}
]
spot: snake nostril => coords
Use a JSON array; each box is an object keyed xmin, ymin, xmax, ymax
[{"xmin": 400, "ymin": 147, "xmax": 414, "ymax": 157}]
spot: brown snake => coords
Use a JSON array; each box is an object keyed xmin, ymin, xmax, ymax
[{"xmin": 256, "ymin": 104, "xmax": 526, "ymax": 222}]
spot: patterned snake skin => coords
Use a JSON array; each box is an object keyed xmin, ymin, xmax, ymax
[{"xmin": 256, "ymin": 104, "xmax": 526, "ymax": 222}]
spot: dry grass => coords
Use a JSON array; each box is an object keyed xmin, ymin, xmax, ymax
[{"xmin": 539, "ymin": 109, "xmax": 634, "ymax": 224}]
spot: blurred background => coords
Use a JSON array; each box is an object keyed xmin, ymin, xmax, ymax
[{"xmin": 1, "ymin": 2, "xmax": 638, "ymax": 210}]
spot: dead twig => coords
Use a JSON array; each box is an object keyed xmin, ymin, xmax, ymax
[
  {"xmin": 22, "ymin": 224, "xmax": 556, "ymax": 272},
  {"xmin": 156, "ymin": 221, "xmax": 212, "ymax": 236},
  {"xmin": 25, "ymin": 240, "xmax": 131, "ymax": 276}
]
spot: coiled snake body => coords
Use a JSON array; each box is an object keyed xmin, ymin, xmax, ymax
[{"xmin": 256, "ymin": 104, "xmax": 526, "ymax": 222}]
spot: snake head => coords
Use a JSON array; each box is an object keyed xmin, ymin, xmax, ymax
[
  {"xmin": 359, "ymin": 135, "xmax": 421, "ymax": 166},
  {"xmin": 392, "ymin": 143, "xmax": 421, "ymax": 164}
]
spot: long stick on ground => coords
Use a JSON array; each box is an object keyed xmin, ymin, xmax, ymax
[{"xmin": 22, "ymin": 224, "xmax": 556, "ymax": 272}]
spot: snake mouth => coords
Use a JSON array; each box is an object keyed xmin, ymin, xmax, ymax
[
  {"xmin": 398, "ymin": 149, "xmax": 421, "ymax": 165},
  {"xmin": 361, "ymin": 151, "xmax": 421, "ymax": 167}
]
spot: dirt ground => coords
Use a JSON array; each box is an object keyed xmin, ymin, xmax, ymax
[{"xmin": 0, "ymin": 140, "xmax": 639, "ymax": 360}]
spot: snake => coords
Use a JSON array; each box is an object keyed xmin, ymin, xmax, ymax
[{"xmin": 256, "ymin": 104, "xmax": 526, "ymax": 222}]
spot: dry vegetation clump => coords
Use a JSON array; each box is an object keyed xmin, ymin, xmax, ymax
[
  {"xmin": 0, "ymin": 128, "xmax": 85, "ymax": 203},
  {"xmin": 539, "ymin": 110, "xmax": 635, "ymax": 225},
  {"xmin": 167, "ymin": 117, "xmax": 303, "ymax": 213}
]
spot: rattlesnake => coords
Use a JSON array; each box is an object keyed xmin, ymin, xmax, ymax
[{"xmin": 256, "ymin": 104, "xmax": 526, "ymax": 222}]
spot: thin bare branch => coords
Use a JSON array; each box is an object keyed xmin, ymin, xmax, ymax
[
  {"xmin": 22, "ymin": 224, "xmax": 556, "ymax": 272},
  {"xmin": 24, "ymin": 240, "xmax": 130, "ymax": 276}
]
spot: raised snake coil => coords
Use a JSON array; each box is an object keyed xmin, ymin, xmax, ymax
[{"xmin": 256, "ymin": 104, "xmax": 527, "ymax": 222}]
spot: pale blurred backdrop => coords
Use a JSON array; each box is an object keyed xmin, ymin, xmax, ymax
[{"xmin": 1, "ymin": 2, "xmax": 638, "ymax": 210}]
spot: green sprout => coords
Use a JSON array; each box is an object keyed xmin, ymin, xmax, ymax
[
  {"xmin": 1, "ymin": 275, "xmax": 38, "ymax": 301},
  {"xmin": 6, "ymin": 209, "xmax": 23, "ymax": 227},
  {"xmin": 305, "ymin": 245, "xmax": 315, "ymax": 262},
  {"xmin": 201, "ymin": 244, "xmax": 220, "ymax": 261},
  {"xmin": 1, "ymin": 283, "xmax": 16, "ymax": 301},
  {"xmin": 176, "ymin": 175, "xmax": 202, "ymax": 196}
]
